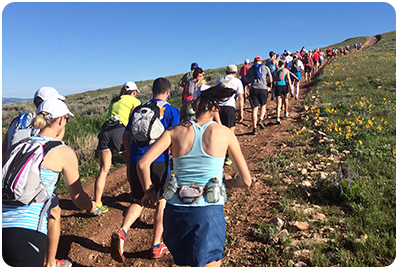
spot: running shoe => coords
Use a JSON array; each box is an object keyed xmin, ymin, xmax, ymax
[
  {"xmin": 224, "ymin": 157, "xmax": 233, "ymax": 166},
  {"xmin": 253, "ymin": 128, "xmax": 258, "ymax": 135},
  {"xmin": 295, "ymin": 97, "xmax": 299, "ymax": 100},
  {"xmin": 284, "ymin": 111, "xmax": 289, "ymax": 118},
  {"xmin": 54, "ymin": 258, "xmax": 72, "ymax": 267},
  {"xmin": 276, "ymin": 118, "xmax": 281, "ymax": 124},
  {"xmin": 93, "ymin": 203, "xmax": 109, "ymax": 216},
  {"xmin": 258, "ymin": 119, "xmax": 266, "ymax": 129},
  {"xmin": 151, "ymin": 242, "xmax": 168, "ymax": 259},
  {"xmin": 111, "ymin": 229, "xmax": 127, "ymax": 262}
]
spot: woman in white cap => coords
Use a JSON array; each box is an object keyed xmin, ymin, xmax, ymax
[
  {"xmin": 2, "ymin": 99, "xmax": 96, "ymax": 267},
  {"xmin": 93, "ymin": 82, "xmax": 141, "ymax": 215}
]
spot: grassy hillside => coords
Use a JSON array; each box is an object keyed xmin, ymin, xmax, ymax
[{"xmin": 256, "ymin": 30, "xmax": 395, "ymax": 266}]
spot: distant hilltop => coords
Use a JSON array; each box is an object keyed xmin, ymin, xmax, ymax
[{"xmin": 2, "ymin": 97, "xmax": 31, "ymax": 104}]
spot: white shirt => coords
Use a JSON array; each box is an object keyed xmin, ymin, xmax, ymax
[
  {"xmin": 192, "ymin": 84, "xmax": 211, "ymax": 99},
  {"xmin": 216, "ymin": 75, "xmax": 244, "ymax": 108}
]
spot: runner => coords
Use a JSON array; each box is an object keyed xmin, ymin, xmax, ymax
[
  {"xmin": 138, "ymin": 84, "xmax": 251, "ymax": 267},
  {"xmin": 2, "ymin": 99, "xmax": 96, "ymax": 267},
  {"xmin": 2, "ymin": 87, "xmax": 74, "ymax": 267},
  {"xmin": 216, "ymin": 64, "xmax": 244, "ymax": 165},
  {"xmin": 239, "ymin": 59, "xmax": 251, "ymax": 101},
  {"xmin": 182, "ymin": 67, "xmax": 203, "ymax": 104},
  {"xmin": 273, "ymin": 60, "xmax": 292, "ymax": 124},
  {"xmin": 178, "ymin": 62, "xmax": 198, "ymax": 88},
  {"xmin": 312, "ymin": 49, "xmax": 320, "ymax": 74},
  {"xmin": 266, "ymin": 51, "xmax": 278, "ymax": 75},
  {"xmin": 111, "ymin": 78, "xmax": 180, "ymax": 262},
  {"xmin": 94, "ymin": 81, "xmax": 141, "ymax": 215},
  {"xmin": 290, "ymin": 54, "xmax": 304, "ymax": 100},
  {"xmin": 303, "ymin": 52, "xmax": 313, "ymax": 83},
  {"xmin": 245, "ymin": 56, "xmax": 272, "ymax": 135}
]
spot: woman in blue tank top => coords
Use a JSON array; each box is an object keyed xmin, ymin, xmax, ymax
[{"xmin": 137, "ymin": 84, "xmax": 251, "ymax": 267}]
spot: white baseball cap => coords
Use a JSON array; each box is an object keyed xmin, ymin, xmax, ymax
[
  {"xmin": 36, "ymin": 99, "xmax": 74, "ymax": 120},
  {"xmin": 123, "ymin": 81, "xmax": 140, "ymax": 93},
  {"xmin": 34, "ymin": 86, "xmax": 65, "ymax": 101}
]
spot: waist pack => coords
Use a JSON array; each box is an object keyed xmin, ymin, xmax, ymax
[
  {"xmin": 102, "ymin": 116, "xmax": 124, "ymax": 131},
  {"xmin": 163, "ymin": 176, "xmax": 227, "ymax": 204}
]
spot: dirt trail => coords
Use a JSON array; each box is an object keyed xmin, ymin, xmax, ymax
[{"xmin": 57, "ymin": 41, "xmax": 374, "ymax": 266}]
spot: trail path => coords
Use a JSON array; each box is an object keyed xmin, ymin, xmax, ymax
[{"xmin": 57, "ymin": 39, "xmax": 378, "ymax": 267}]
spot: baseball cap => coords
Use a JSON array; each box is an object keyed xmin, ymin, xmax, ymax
[
  {"xmin": 245, "ymin": 59, "xmax": 250, "ymax": 64},
  {"xmin": 36, "ymin": 99, "xmax": 74, "ymax": 120},
  {"xmin": 191, "ymin": 62, "xmax": 198, "ymax": 69},
  {"xmin": 34, "ymin": 87, "xmax": 65, "ymax": 101},
  {"xmin": 123, "ymin": 81, "xmax": 140, "ymax": 93},
  {"xmin": 226, "ymin": 64, "xmax": 238, "ymax": 73},
  {"xmin": 254, "ymin": 56, "xmax": 262, "ymax": 62}
]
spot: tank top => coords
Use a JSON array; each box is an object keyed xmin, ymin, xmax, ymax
[
  {"xmin": 170, "ymin": 120, "xmax": 225, "ymax": 207},
  {"xmin": 275, "ymin": 69, "xmax": 287, "ymax": 86},
  {"xmin": 266, "ymin": 58, "xmax": 276, "ymax": 74},
  {"xmin": 2, "ymin": 136, "xmax": 61, "ymax": 235}
]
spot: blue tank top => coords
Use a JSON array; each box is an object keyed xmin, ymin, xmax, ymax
[
  {"xmin": 170, "ymin": 120, "xmax": 225, "ymax": 207},
  {"xmin": 266, "ymin": 59, "xmax": 276, "ymax": 74},
  {"xmin": 275, "ymin": 68, "xmax": 287, "ymax": 86},
  {"xmin": 2, "ymin": 136, "xmax": 60, "ymax": 234}
]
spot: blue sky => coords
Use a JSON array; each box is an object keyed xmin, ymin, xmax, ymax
[{"xmin": 2, "ymin": 2, "xmax": 396, "ymax": 99}]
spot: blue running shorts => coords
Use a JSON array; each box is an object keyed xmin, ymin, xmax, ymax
[{"xmin": 163, "ymin": 203, "xmax": 225, "ymax": 267}]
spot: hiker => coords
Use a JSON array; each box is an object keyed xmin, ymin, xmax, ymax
[
  {"xmin": 273, "ymin": 60, "xmax": 292, "ymax": 124},
  {"xmin": 2, "ymin": 86, "xmax": 74, "ymax": 267},
  {"xmin": 178, "ymin": 62, "xmax": 198, "ymax": 88},
  {"xmin": 216, "ymin": 64, "xmax": 244, "ymax": 165},
  {"xmin": 137, "ymin": 84, "xmax": 251, "ymax": 267},
  {"xmin": 245, "ymin": 56, "xmax": 272, "ymax": 135},
  {"xmin": 2, "ymin": 99, "xmax": 96, "ymax": 267},
  {"xmin": 239, "ymin": 59, "xmax": 251, "ymax": 101},
  {"xmin": 290, "ymin": 54, "xmax": 304, "ymax": 100},
  {"xmin": 303, "ymin": 53, "xmax": 313, "ymax": 83},
  {"xmin": 94, "ymin": 81, "xmax": 141, "ymax": 215},
  {"xmin": 111, "ymin": 77, "xmax": 180, "ymax": 262}
]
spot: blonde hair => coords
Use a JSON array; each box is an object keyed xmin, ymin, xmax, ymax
[{"xmin": 32, "ymin": 112, "xmax": 58, "ymax": 130}]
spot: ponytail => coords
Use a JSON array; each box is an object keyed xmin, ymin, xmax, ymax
[
  {"xmin": 31, "ymin": 112, "xmax": 57, "ymax": 130},
  {"xmin": 112, "ymin": 85, "xmax": 135, "ymax": 103}
]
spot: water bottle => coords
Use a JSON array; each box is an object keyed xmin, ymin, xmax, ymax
[
  {"xmin": 163, "ymin": 174, "xmax": 178, "ymax": 201},
  {"xmin": 206, "ymin": 177, "xmax": 220, "ymax": 203}
]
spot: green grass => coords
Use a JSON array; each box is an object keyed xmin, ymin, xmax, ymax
[{"xmin": 262, "ymin": 30, "xmax": 396, "ymax": 267}]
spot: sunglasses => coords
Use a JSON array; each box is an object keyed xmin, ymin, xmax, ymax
[{"xmin": 63, "ymin": 115, "xmax": 69, "ymax": 123}]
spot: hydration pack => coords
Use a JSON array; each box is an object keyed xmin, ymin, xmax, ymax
[
  {"xmin": 130, "ymin": 100, "xmax": 167, "ymax": 147},
  {"xmin": 8, "ymin": 112, "xmax": 39, "ymax": 148},
  {"xmin": 2, "ymin": 139, "xmax": 64, "ymax": 206}
]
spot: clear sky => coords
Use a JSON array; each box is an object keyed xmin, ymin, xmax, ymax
[{"xmin": 2, "ymin": 1, "xmax": 396, "ymax": 99}]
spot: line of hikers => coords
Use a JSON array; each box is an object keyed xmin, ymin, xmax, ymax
[{"xmin": 3, "ymin": 44, "xmax": 351, "ymax": 267}]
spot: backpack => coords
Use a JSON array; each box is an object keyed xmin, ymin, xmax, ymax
[
  {"xmin": 290, "ymin": 60, "xmax": 300, "ymax": 73},
  {"xmin": 182, "ymin": 78, "xmax": 196, "ymax": 103},
  {"xmin": 2, "ymin": 139, "xmax": 64, "ymax": 206},
  {"xmin": 130, "ymin": 100, "xmax": 168, "ymax": 147},
  {"xmin": 276, "ymin": 69, "xmax": 285, "ymax": 81},
  {"xmin": 7, "ymin": 112, "xmax": 39, "ymax": 149}
]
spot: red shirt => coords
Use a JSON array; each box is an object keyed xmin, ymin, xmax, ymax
[{"xmin": 239, "ymin": 64, "xmax": 251, "ymax": 78}]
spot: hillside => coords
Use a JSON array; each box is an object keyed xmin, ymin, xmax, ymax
[{"xmin": 2, "ymin": 31, "xmax": 396, "ymax": 267}]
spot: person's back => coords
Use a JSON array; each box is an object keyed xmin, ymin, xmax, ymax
[{"xmin": 107, "ymin": 94, "xmax": 141, "ymax": 126}]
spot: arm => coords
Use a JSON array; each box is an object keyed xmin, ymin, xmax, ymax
[
  {"xmin": 225, "ymin": 132, "xmax": 251, "ymax": 188},
  {"xmin": 61, "ymin": 147, "xmax": 96, "ymax": 213},
  {"xmin": 137, "ymin": 130, "xmax": 172, "ymax": 205},
  {"xmin": 237, "ymin": 93, "xmax": 244, "ymax": 121},
  {"xmin": 122, "ymin": 130, "xmax": 132, "ymax": 157}
]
